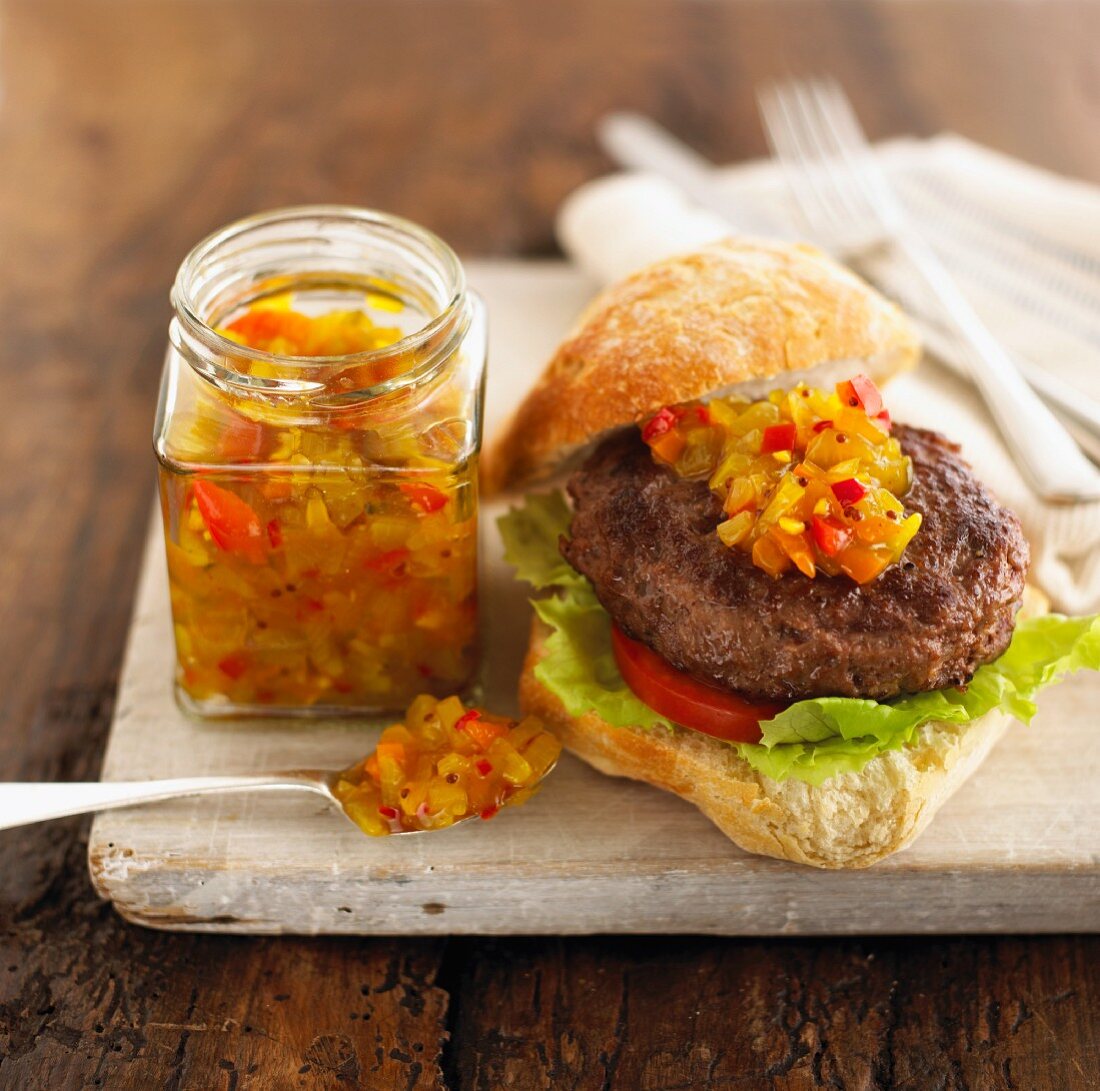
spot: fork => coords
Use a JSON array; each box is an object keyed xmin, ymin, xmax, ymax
[{"xmin": 757, "ymin": 77, "xmax": 1100, "ymax": 503}]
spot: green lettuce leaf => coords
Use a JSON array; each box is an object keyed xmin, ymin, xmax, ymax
[
  {"xmin": 497, "ymin": 490, "xmax": 584, "ymax": 591},
  {"xmin": 498, "ymin": 493, "xmax": 1100, "ymax": 785},
  {"xmin": 498, "ymin": 494, "xmax": 674, "ymax": 730}
]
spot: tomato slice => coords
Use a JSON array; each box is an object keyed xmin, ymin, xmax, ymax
[{"xmin": 610, "ymin": 625, "xmax": 785, "ymax": 744}]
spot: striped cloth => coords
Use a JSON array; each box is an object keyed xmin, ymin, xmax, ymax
[{"xmin": 556, "ymin": 135, "xmax": 1100, "ymax": 612}]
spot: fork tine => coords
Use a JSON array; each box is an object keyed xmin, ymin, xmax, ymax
[
  {"xmin": 808, "ymin": 78, "xmax": 901, "ymax": 224},
  {"xmin": 759, "ymin": 75, "xmax": 898, "ymax": 253},
  {"xmin": 790, "ymin": 78, "xmax": 877, "ymax": 228},
  {"xmin": 760, "ymin": 82, "xmax": 853, "ymax": 241},
  {"xmin": 757, "ymin": 84, "xmax": 836, "ymax": 235},
  {"xmin": 762, "ymin": 78, "xmax": 1100, "ymax": 498}
]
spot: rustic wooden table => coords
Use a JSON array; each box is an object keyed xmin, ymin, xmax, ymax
[{"xmin": 1, "ymin": 1, "xmax": 1098, "ymax": 1087}]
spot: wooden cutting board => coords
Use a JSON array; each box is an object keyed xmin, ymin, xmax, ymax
[{"xmin": 89, "ymin": 262, "xmax": 1100, "ymax": 935}]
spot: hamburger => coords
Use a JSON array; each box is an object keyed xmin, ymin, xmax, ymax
[{"xmin": 487, "ymin": 239, "xmax": 1100, "ymax": 869}]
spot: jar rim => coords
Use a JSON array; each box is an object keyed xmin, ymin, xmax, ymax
[{"xmin": 170, "ymin": 205, "xmax": 469, "ymax": 400}]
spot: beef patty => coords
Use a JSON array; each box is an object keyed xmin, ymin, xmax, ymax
[{"xmin": 563, "ymin": 424, "xmax": 1029, "ymax": 702}]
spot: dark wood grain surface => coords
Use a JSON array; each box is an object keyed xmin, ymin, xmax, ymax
[{"xmin": 1, "ymin": 1, "xmax": 1098, "ymax": 1088}]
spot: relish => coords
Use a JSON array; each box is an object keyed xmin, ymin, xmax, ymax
[
  {"xmin": 640, "ymin": 376, "xmax": 921, "ymax": 583},
  {"xmin": 159, "ymin": 279, "xmax": 480, "ymax": 714},
  {"xmin": 334, "ymin": 695, "xmax": 562, "ymax": 835}
]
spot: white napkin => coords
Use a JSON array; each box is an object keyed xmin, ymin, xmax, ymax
[{"xmin": 556, "ymin": 135, "xmax": 1100, "ymax": 613}]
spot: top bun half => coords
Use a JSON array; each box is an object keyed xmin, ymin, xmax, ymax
[{"xmin": 482, "ymin": 238, "xmax": 920, "ymax": 495}]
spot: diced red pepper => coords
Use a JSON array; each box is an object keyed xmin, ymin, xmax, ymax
[
  {"xmin": 837, "ymin": 374, "xmax": 884, "ymax": 417},
  {"xmin": 812, "ymin": 419, "xmax": 834, "ymax": 433},
  {"xmin": 266, "ymin": 519, "xmax": 282, "ymax": 549},
  {"xmin": 641, "ymin": 406, "xmax": 682, "ymax": 444},
  {"xmin": 364, "ymin": 547, "xmax": 410, "ymax": 573},
  {"xmin": 224, "ymin": 308, "xmax": 312, "ymax": 349},
  {"xmin": 192, "ymin": 480, "xmax": 266, "ymax": 564},
  {"xmin": 761, "ymin": 422, "xmax": 797, "ymax": 454},
  {"xmin": 378, "ymin": 805, "xmax": 399, "ymax": 820},
  {"xmin": 832, "ymin": 477, "xmax": 868, "ymax": 505},
  {"xmin": 811, "ymin": 515, "xmax": 853, "ymax": 558},
  {"xmin": 454, "ymin": 709, "xmax": 481, "ymax": 732},
  {"xmin": 479, "ymin": 805, "xmax": 500, "ymax": 820},
  {"xmin": 475, "ymin": 759, "xmax": 493, "ymax": 777},
  {"xmin": 400, "ymin": 483, "xmax": 448, "ymax": 514},
  {"xmin": 218, "ymin": 416, "xmax": 267, "ymax": 462},
  {"xmin": 694, "ymin": 405, "xmax": 712, "ymax": 425},
  {"xmin": 217, "ymin": 652, "xmax": 249, "ymax": 679}
]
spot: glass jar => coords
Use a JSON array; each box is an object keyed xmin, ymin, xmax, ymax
[{"xmin": 154, "ymin": 206, "xmax": 486, "ymax": 717}]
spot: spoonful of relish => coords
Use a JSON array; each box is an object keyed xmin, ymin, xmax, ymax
[
  {"xmin": 0, "ymin": 696, "xmax": 562, "ymax": 837},
  {"xmin": 332, "ymin": 694, "xmax": 561, "ymax": 835}
]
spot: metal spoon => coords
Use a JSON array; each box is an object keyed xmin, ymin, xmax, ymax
[{"xmin": 0, "ymin": 762, "xmax": 557, "ymax": 836}]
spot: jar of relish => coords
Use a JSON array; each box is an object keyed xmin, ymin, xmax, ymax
[{"xmin": 155, "ymin": 207, "xmax": 486, "ymax": 717}]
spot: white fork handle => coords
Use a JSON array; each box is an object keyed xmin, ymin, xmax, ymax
[
  {"xmin": 0, "ymin": 776, "xmax": 327, "ymax": 831},
  {"xmin": 598, "ymin": 112, "xmax": 787, "ymax": 237},
  {"xmin": 1015, "ymin": 361, "xmax": 1100, "ymax": 459},
  {"xmin": 896, "ymin": 231, "xmax": 1100, "ymax": 503}
]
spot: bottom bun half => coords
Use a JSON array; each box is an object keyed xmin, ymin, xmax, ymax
[{"xmin": 519, "ymin": 588, "xmax": 1046, "ymax": 868}]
